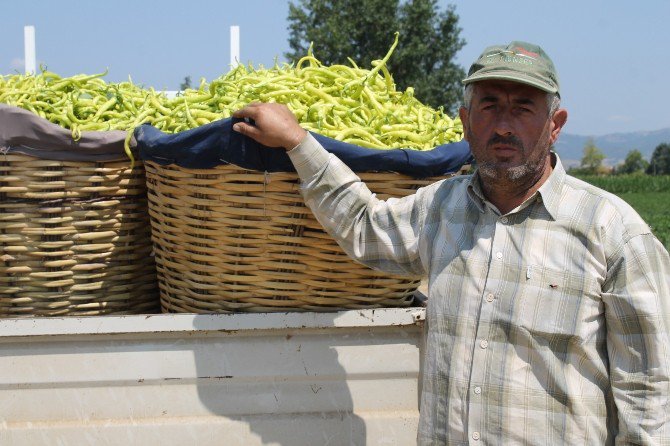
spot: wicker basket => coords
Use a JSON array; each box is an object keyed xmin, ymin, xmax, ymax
[
  {"xmin": 144, "ymin": 161, "xmax": 455, "ymax": 313},
  {"xmin": 0, "ymin": 154, "xmax": 160, "ymax": 317}
]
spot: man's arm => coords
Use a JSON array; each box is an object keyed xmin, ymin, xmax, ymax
[
  {"xmin": 602, "ymin": 233, "xmax": 670, "ymax": 444},
  {"xmin": 232, "ymin": 102, "xmax": 428, "ymax": 277}
]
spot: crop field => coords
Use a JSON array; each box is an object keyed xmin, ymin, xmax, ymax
[{"xmin": 575, "ymin": 174, "xmax": 670, "ymax": 251}]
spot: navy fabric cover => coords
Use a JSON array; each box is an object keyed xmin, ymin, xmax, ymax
[{"xmin": 135, "ymin": 117, "xmax": 473, "ymax": 178}]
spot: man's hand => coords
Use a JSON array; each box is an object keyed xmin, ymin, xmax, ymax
[{"xmin": 232, "ymin": 102, "xmax": 308, "ymax": 150}]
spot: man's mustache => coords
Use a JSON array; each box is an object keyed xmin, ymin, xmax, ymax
[{"xmin": 487, "ymin": 134, "xmax": 523, "ymax": 150}]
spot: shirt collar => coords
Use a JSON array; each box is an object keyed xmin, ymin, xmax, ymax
[
  {"xmin": 536, "ymin": 152, "xmax": 565, "ymax": 220},
  {"xmin": 465, "ymin": 152, "xmax": 566, "ymax": 219},
  {"xmin": 466, "ymin": 172, "xmax": 487, "ymax": 213}
]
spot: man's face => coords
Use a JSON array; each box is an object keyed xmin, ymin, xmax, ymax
[{"xmin": 459, "ymin": 80, "xmax": 565, "ymax": 186}]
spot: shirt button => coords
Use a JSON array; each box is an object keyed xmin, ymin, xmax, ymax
[
  {"xmin": 500, "ymin": 216, "xmax": 508, "ymax": 224},
  {"xmin": 473, "ymin": 386, "xmax": 481, "ymax": 395},
  {"xmin": 480, "ymin": 340, "xmax": 489, "ymax": 349},
  {"xmin": 486, "ymin": 293, "xmax": 494, "ymax": 302},
  {"xmin": 472, "ymin": 431, "xmax": 481, "ymax": 441},
  {"xmin": 496, "ymin": 252, "xmax": 503, "ymax": 259}
]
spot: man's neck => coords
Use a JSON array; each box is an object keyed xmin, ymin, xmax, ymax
[{"xmin": 479, "ymin": 161, "xmax": 553, "ymax": 215}]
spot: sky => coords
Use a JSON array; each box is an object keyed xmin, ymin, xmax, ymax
[{"xmin": 3, "ymin": 0, "xmax": 669, "ymax": 136}]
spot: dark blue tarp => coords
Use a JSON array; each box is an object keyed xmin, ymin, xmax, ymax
[{"xmin": 135, "ymin": 117, "xmax": 473, "ymax": 178}]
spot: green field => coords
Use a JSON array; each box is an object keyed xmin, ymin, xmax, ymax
[
  {"xmin": 617, "ymin": 192, "xmax": 670, "ymax": 250},
  {"xmin": 575, "ymin": 174, "xmax": 670, "ymax": 251}
]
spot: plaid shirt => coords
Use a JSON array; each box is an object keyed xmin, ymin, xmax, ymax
[{"xmin": 289, "ymin": 134, "xmax": 670, "ymax": 445}]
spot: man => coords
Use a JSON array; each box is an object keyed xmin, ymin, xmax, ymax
[{"xmin": 232, "ymin": 41, "xmax": 670, "ymax": 444}]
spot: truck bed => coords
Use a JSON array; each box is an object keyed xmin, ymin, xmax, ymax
[{"xmin": 0, "ymin": 307, "xmax": 426, "ymax": 446}]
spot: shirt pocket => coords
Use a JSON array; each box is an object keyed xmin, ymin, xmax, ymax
[{"xmin": 510, "ymin": 264, "xmax": 602, "ymax": 342}]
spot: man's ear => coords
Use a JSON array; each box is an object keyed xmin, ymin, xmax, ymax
[
  {"xmin": 550, "ymin": 108, "xmax": 568, "ymax": 144},
  {"xmin": 459, "ymin": 106, "xmax": 469, "ymax": 141}
]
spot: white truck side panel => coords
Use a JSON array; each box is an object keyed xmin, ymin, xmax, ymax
[{"xmin": 0, "ymin": 308, "xmax": 426, "ymax": 446}]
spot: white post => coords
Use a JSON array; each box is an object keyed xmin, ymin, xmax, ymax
[
  {"xmin": 24, "ymin": 25, "xmax": 36, "ymax": 75},
  {"xmin": 230, "ymin": 25, "xmax": 240, "ymax": 68}
]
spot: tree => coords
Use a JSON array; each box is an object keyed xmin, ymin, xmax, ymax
[
  {"xmin": 646, "ymin": 143, "xmax": 670, "ymax": 175},
  {"xmin": 286, "ymin": 0, "xmax": 466, "ymax": 114},
  {"xmin": 579, "ymin": 138, "xmax": 606, "ymax": 174},
  {"xmin": 617, "ymin": 149, "xmax": 648, "ymax": 175}
]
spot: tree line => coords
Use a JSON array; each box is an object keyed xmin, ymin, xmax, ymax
[{"xmin": 569, "ymin": 139, "xmax": 670, "ymax": 176}]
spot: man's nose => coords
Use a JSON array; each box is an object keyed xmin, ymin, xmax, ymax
[{"xmin": 493, "ymin": 110, "xmax": 514, "ymax": 136}]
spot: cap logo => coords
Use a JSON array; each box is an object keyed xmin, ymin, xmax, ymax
[
  {"xmin": 513, "ymin": 46, "xmax": 539, "ymax": 59},
  {"xmin": 484, "ymin": 50, "xmax": 534, "ymax": 66}
]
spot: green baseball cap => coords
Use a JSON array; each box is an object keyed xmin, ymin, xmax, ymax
[{"xmin": 462, "ymin": 41, "xmax": 560, "ymax": 96}]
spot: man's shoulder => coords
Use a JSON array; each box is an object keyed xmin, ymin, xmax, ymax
[
  {"xmin": 429, "ymin": 172, "xmax": 473, "ymax": 195},
  {"xmin": 411, "ymin": 172, "xmax": 472, "ymax": 206},
  {"xmin": 562, "ymin": 173, "xmax": 651, "ymax": 239},
  {"xmin": 562, "ymin": 174, "xmax": 633, "ymax": 211}
]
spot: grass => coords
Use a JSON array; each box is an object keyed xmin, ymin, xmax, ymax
[
  {"xmin": 617, "ymin": 192, "xmax": 670, "ymax": 250},
  {"xmin": 575, "ymin": 174, "xmax": 670, "ymax": 193}
]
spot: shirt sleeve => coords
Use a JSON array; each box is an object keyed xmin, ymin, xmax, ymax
[
  {"xmin": 602, "ymin": 232, "xmax": 670, "ymax": 444},
  {"xmin": 287, "ymin": 132, "xmax": 428, "ymax": 277}
]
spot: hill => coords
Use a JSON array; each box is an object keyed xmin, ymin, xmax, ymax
[{"xmin": 554, "ymin": 127, "xmax": 670, "ymax": 168}]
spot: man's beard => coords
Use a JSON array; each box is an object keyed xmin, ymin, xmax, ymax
[
  {"xmin": 479, "ymin": 159, "xmax": 534, "ymax": 181},
  {"xmin": 468, "ymin": 129, "xmax": 550, "ymax": 184}
]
